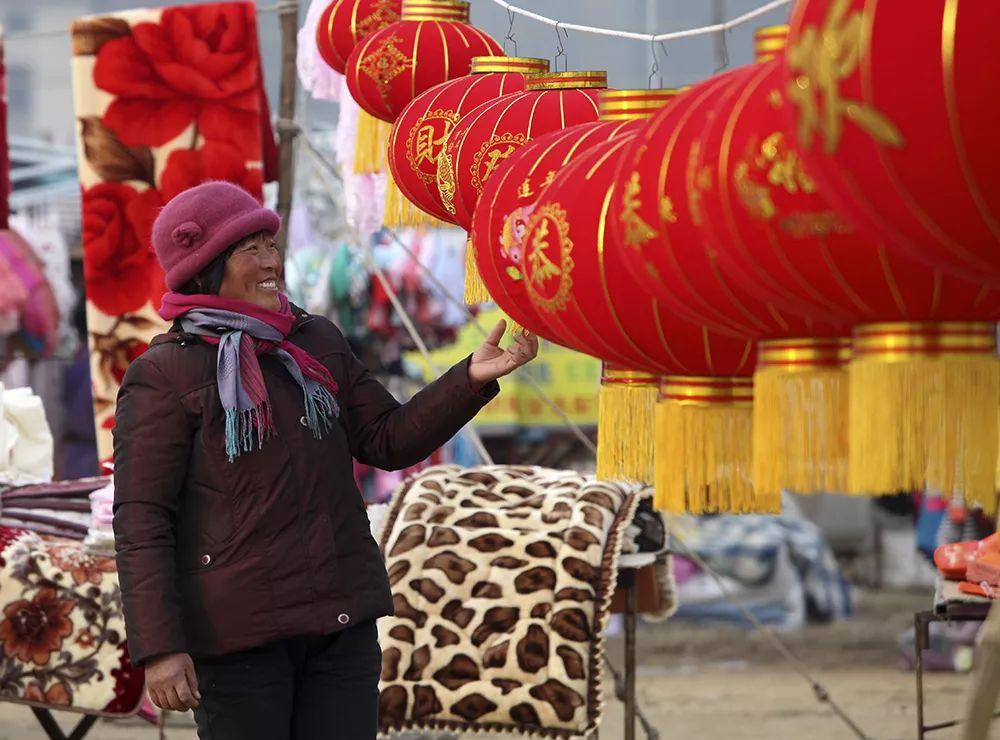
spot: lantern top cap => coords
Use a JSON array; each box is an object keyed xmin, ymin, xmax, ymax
[
  {"xmin": 525, "ymin": 70, "xmax": 607, "ymax": 90},
  {"xmin": 471, "ymin": 56, "xmax": 549, "ymax": 74},
  {"xmin": 754, "ymin": 24, "xmax": 788, "ymax": 62},
  {"xmin": 598, "ymin": 88, "xmax": 680, "ymax": 120},
  {"xmin": 401, "ymin": 0, "xmax": 469, "ymax": 22}
]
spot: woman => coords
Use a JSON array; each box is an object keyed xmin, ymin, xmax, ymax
[{"xmin": 113, "ymin": 181, "xmax": 538, "ymax": 739}]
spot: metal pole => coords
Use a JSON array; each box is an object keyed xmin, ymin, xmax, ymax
[
  {"xmin": 916, "ymin": 612, "xmax": 926, "ymax": 739},
  {"xmin": 275, "ymin": 0, "xmax": 300, "ymax": 259},
  {"xmin": 625, "ymin": 569, "xmax": 638, "ymax": 740}
]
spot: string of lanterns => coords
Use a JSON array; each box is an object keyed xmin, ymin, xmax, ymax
[{"xmin": 316, "ymin": 0, "xmax": 1000, "ymax": 515}]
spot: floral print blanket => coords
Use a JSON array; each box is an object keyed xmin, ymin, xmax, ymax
[
  {"xmin": 0, "ymin": 527, "xmax": 145, "ymax": 716},
  {"xmin": 70, "ymin": 2, "xmax": 277, "ymax": 461}
]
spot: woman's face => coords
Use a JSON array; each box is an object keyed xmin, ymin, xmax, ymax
[{"xmin": 219, "ymin": 232, "xmax": 282, "ymax": 310}]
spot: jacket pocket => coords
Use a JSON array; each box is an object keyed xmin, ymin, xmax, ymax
[{"xmin": 177, "ymin": 482, "xmax": 236, "ymax": 572}]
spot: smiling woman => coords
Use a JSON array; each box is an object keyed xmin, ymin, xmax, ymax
[
  {"xmin": 178, "ymin": 231, "xmax": 283, "ymax": 311},
  {"xmin": 113, "ymin": 181, "xmax": 537, "ymax": 740}
]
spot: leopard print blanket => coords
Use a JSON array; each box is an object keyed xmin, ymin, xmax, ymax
[{"xmin": 377, "ymin": 465, "xmax": 640, "ymax": 738}]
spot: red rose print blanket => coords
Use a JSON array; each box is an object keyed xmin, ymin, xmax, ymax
[
  {"xmin": 0, "ymin": 527, "xmax": 145, "ymax": 716},
  {"xmin": 70, "ymin": 3, "xmax": 278, "ymax": 460}
]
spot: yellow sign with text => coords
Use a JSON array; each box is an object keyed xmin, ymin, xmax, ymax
[{"xmin": 404, "ymin": 309, "xmax": 600, "ymax": 427}]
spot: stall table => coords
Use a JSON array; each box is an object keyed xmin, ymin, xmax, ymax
[{"xmin": 915, "ymin": 579, "xmax": 993, "ymax": 738}]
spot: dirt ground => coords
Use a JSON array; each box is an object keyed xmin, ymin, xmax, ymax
[{"xmin": 0, "ymin": 588, "xmax": 997, "ymax": 740}]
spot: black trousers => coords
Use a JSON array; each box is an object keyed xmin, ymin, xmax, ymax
[{"xmin": 192, "ymin": 620, "xmax": 381, "ymax": 740}]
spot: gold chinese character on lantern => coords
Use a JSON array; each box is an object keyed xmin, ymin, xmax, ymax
[
  {"xmin": 786, "ymin": 0, "xmax": 904, "ymax": 154},
  {"xmin": 516, "ymin": 178, "xmax": 534, "ymax": 199},
  {"xmin": 620, "ymin": 172, "xmax": 658, "ymax": 248},
  {"xmin": 415, "ymin": 122, "xmax": 452, "ymax": 167},
  {"xmin": 757, "ymin": 133, "xmax": 816, "ymax": 195}
]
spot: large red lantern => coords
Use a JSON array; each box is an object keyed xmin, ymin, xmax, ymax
[
  {"xmin": 471, "ymin": 92, "xmax": 667, "ymax": 339},
  {"xmin": 613, "ymin": 27, "xmax": 1000, "ymax": 508},
  {"xmin": 316, "ymin": 0, "xmax": 400, "ymax": 75},
  {"xmin": 344, "ymin": 0, "xmax": 501, "ymax": 123},
  {"xmin": 518, "ymin": 120, "xmax": 766, "ymax": 513},
  {"xmin": 784, "ymin": 0, "xmax": 1000, "ymax": 286},
  {"xmin": 386, "ymin": 56, "xmax": 549, "ymax": 224},
  {"xmin": 438, "ymin": 70, "xmax": 606, "ymax": 303}
]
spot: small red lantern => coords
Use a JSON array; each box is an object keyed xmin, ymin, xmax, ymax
[
  {"xmin": 784, "ymin": 0, "xmax": 1000, "ymax": 286},
  {"xmin": 344, "ymin": 0, "xmax": 501, "ymax": 124},
  {"xmin": 439, "ymin": 70, "xmax": 607, "ymax": 232},
  {"xmin": 386, "ymin": 56, "xmax": 549, "ymax": 224},
  {"xmin": 316, "ymin": 0, "xmax": 401, "ymax": 75}
]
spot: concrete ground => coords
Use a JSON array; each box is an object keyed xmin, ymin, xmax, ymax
[{"xmin": 0, "ymin": 589, "xmax": 997, "ymax": 739}]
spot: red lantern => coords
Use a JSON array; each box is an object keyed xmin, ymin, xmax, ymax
[
  {"xmin": 439, "ymin": 70, "xmax": 607, "ymax": 232},
  {"xmin": 471, "ymin": 91, "xmax": 669, "ymax": 338},
  {"xmin": 316, "ymin": 0, "xmax": 401, "ymax": 75},
  {"xmin": 784, "ymin": 0, "xmax": 1000, "ymax": 286},
  {"xmin": 344, "ymin": 0, "xmax": 501, "ymax": 123},
  {"xmin": 687, "ymin": 41, "xmax": 1000, "ymax": 506},
  {"xmin": 386, "ymin": 56, "xmax": 548, "ymax": 224},
  {"xmin": 517, "ymin": 115, "xmax": 765, "ymax": 512}
]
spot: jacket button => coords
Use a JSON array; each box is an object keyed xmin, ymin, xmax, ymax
[
  {"xmin": 299, "ymin": 416, "xmax": 309, "ymax": 427},
  {"xmin": 200, "ymin": 554, "xmax": 212, "ymax": 566},
  {"xmin": 337, "ymin": 613, "xmax": 349, "ymax": 625}
]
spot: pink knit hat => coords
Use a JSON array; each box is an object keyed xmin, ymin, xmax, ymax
[{"xmin": 151, "ymin": 181, "xmax": 281, "ymax": 290}]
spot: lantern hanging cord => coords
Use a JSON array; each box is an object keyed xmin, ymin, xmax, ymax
[
  {"xmin": 504, "ymin": 7, "xmax": 518, "ymax": 57},
  {"xmin": 296, "ymin": 126, "xmax": 598, "ymax": 458},
  {"xmin": 484, "ymin": 0, "xmax": 792, "ymax": 44},
  {"xmin": 553, "ymin": 22, "xmax": 569, "ymax": 74}
]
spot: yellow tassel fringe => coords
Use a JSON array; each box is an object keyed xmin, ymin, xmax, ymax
[
  {"xmin": 848, "ymin": 325, "xmax": 1000, "ymax": 514},
  {"xmin": 354, "ymin": 111, "xmax": 392, "ymax": 174},
  {"xmin": 383, "ymin": 174, "xmax": 445, "ymax": 228},
  {"xmin": 653, "ymin": 377, "xmax": 777, "ymax": 514},
  {"xmin": 596, "ymin": 379, "xmax": 657, "ymax": 484},
  {"xmin": 464, "ymin": 237, "xmax": 493, "ymax": 305},
  {"xmin": 753, "ymin": 365, "xmax": 849, "ymax": 497}
]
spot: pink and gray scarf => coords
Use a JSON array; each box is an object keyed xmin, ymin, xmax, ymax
[{"xmin": 159, "ymin": 292, "xmax": 339, "ymax": 462}]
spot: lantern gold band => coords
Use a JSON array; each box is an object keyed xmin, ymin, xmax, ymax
[
  {"xmin": 526, "ymin": 71, "xmax": 607, "ymax": 90},
  {"xmin": 658, "ymin": 376, "xmax": 754, "ymax": 407},
  {"xmin": 852, "ymin": 322, "xmax": 997, "ymax": 362},
  {"xmin": 471, "ymin": 56, "xmax": 549, "ymax": 74},
  {"xmin": 599, "ymin": 89, "xmax": 679, "ymax": 120},
  {"xmin": 757, "ymin": 337, "xmax": 851, "ymax": 372},
  {"xmin": 601, "ymin": 367, "xmax": 659, "ymax": 388},
  {"xmin": 753, "ymin": 23, "xmax": 788, "ymax": 61},
  {"xmin": 401, "ymin": 0, "xmax": 469, "ymax": 21}
]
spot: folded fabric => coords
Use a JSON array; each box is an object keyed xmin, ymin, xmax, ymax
[
  {"xmin": 934, "ymin": 534, "xmax": 1000, "ymax": 581},
  {"xmin": 0, "ymin": 527, "xmax": 145, "ymax": 715},
  {"xmin": 967, "ymin": 551, "xmax": 1000, "ymax": 587}
]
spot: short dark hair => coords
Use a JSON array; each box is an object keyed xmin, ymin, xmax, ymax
[{"xmin": 177, "ymin": 230, "xmax": 270, "ymax": 295}]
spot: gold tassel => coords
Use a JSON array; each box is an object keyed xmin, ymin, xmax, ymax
[
  {"xmin": 464, "ymin": 237, "xmax": 493, "ymax": 305},
  {"xmin": 383, "ymin": 172, "xmax": 445, "ymax": 228},
  {"xmin": 354, "ymin": 111, "xmax": 392, "ymax": 174},
  {"xmin": 753, "ymin": 338, "xmax": 850, "ymax": 498},
  {"xmin": 596, "ymin": 366, "xmax": 658, "ymax": 483},
  {"xmin": 653, "ymin": 377, "xmax": 776, "ymax": 514},
  {"xmin": 849, "ymin": 322, "xmax": 1000, "ymax": 514}
]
